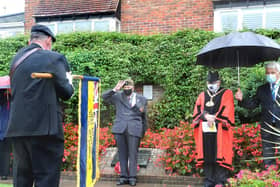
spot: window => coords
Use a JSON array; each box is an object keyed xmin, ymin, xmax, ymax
[
  {"xmin": 214, "ymin": 5, "xmax": 280, "ymax": 32},
  {"xmin": 58, "ymin": 22, "xmax": 73, "ymax": 33},
  {"xmin": 94, "ymin": 20, "xmax": 110, "ymax": 32},
  {"xmin": 75, "ymin": 21, "xmax": 92, "ymax": 31},
  {"xmin": 45, "ymin": 24, "xmax": 55, "ymax": 34},
  {"xmin": 266, "ymin": 8, "xmax": 280, "ymax": 29},
  {"xmin": 38, "ymin": 18, "xmax": 120, "ymax": 35},
  {"xmin": 242, "ymin": 8, "xmax": 263, "ymax": 30},
  {"xmin": 220, "ymin": 11, "xmax": 238, "ymax": 32}
]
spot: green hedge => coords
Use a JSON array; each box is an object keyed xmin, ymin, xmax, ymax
[{"xmin": 1, "ymin": 29, "xmax": 280, "ymax": 128}]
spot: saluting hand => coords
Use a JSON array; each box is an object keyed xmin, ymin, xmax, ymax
[
  {"xmin": 235, "ymin": 88, "xmax": 243, "ymax": 101},
  {"xmin": 113, "ymin": 80, "xmax": 126, "ymax": 92}
]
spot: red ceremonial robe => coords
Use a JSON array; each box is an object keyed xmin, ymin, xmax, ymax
[{"xmin": 192, "ymin": 89, "xmax": 234, "ymax": 170}]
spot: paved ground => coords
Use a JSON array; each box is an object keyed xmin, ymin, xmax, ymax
[
  {"xmin": 94, "ymin": 181, "xmax": 196, "ymax": 187},
  {"xmin": 0, "ymin": 148, "xmax": 203, "ymax": 187},
  {"xmin": 1, "ymin": 179, "xmax": 202, "ymax": 187}
]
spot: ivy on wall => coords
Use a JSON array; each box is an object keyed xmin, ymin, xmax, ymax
[{"xmin": 1, "ymin": 29, "xmax": 279, "ymax": 128}]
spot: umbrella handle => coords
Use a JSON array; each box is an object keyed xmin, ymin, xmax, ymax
[
  {"xmin": 238, "ymin": 65, "xmax": 240, "ymax": 86},
  {"xmin": 31, "ymin": 73, "xmax": 83, "ymax": 79},
  {"xmin": 237, "ymin": 50, "xmax": 240, "ymax": 86}
]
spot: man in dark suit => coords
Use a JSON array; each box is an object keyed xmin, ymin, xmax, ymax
[
  {"xmin": 235, "ymin": 62, "xmax": 280, "ymax": 168},
  {"xmin": 102, "ymin": 79, "xmax": 147, "ymax": 186},
  {"xmin": 6, "ymin": 24, "xmax": 74, "ymax": 187}
]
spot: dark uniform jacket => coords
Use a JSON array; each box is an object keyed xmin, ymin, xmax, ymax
[
  {"xmin": 102, "ymin": 89, "xmax": 147, "ymax": 138},
  {"xmin": 6, "ymin": 43, "xmax": 74, "ymax": 139},
  {"xmin": 239, "ymin": 83, "xmax": 280, "ymax": 130}
]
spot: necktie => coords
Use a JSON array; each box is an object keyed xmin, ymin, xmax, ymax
[
  {"xmin": 271, "ymin": 83, "xmax": 276, "ymax": 123},
  {"xmin": 272, "ymin": 83, "xmax": 276, "ymax": 100},
  {"xmin": 128, "ymin": 96, "xmax": 132, "ymax": 106}
]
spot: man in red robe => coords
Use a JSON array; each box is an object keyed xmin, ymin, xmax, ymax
[{"xmin": 192, "ymin": 71, "xmax": 234, "ymax": 187}]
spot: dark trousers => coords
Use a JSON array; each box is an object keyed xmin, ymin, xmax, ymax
[
  {"xmin": 204, "ymin": 163, "xmax": 229, "ymax": 187},
  {"xmin": 12, "ymin": 136, "xmax": 64, "ymax": 187},
  {"xmin": 0, "ymin": 138, "xmax": 11, "ymax": 176},
  {"xmin": 114, "ymin": 130, "xmax": 140, "ymax": 180},
  {"xmin": 261, "ymin": 130, "xmax": 280, "ymax": 167}
]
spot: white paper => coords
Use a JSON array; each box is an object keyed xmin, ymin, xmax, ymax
[
  {"xmin": 143, "ymin": 85, "xmax": 153, "ymax": 100},
  {"xmin": 202, "ymin": 121, "xmax": 217, "ymax": 133}
]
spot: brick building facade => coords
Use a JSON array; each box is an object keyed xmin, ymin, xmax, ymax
[
  {"xmin": 121, "ymin": 0, "xmax": 213, "ymax": 34},
  {"xmin": 25, "ymin": 0, "xmax": 40, "ymax": 33},
  {"xmin": 24, "ymin": 0, "xmax": 214, "ymax": 35}
]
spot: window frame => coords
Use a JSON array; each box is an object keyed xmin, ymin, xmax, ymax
[
  {"xmin": 37, "ymin": 17, "xmax": 121, "ymax": 35},
  {"xmin": 214, "ymin": 4, "xmax": 280, "ymax": 32}
]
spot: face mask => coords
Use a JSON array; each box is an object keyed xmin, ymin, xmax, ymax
[
  {"xmin": 266, "ymin": 74, "xmax": 277, "ymax": 84},
  {"xmin": 207, "ymin": 83, "xmax": 219, "ymax": 93},
  {"xmin": 123, "ymin": 89, "xmax": 132, "ymax": 96}
]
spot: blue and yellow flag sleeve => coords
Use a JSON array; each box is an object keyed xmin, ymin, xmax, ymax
[{"xmin": 77, "ymin": 76, "xmax": 100, "ymax": 187}]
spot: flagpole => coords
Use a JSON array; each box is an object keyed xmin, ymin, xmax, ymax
[{"xmin": 31, "ymin": 72, "xmax": 83, "ymax": 79}]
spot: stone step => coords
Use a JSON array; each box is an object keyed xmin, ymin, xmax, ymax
[{"xmin": 100, "ymin": 174, "xmax": 204, "ymax": 185}]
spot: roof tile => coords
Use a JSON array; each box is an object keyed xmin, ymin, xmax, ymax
[{"xmin": 34, "ymin": 0, "xmax": 119, "ymax": 17}]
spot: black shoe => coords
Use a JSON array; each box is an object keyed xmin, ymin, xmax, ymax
[
  {"xmin": 129, "ymin": 177, "xmax": 136, "ymax": 186},
  {"xmin": 116, "ymin": 177, "xmax": 128, "ymax": 185},
  {"xmin": 1, "ymin": 176, "xmax": 8, "ymax": 180},
  {"xmin": 129, "ymin": 180, "xmax": 136, "ymax": 186}
]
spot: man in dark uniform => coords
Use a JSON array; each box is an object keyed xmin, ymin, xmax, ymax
[
  {"xmin": 235, "ymin": 62, "xmax": 280, "ymax": 168},
  {"xmin": 6, "ymin": 24, "xmax": 74, "ymax": 187},
  {"xmin": 192, "ymin": 71, "xmax": 234, "ymax": 187},
  {"xmin": 102, "ymin": 79, "xmax": 147, "ymax": 186}
]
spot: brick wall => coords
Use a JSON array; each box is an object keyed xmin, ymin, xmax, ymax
[
  {"xmin": 25, "ymin": 0, "xmax": 40, "ymax": 32},
  {"xmin": 121, "ymin": 0, "xmax": 213, "ymax": 35}
]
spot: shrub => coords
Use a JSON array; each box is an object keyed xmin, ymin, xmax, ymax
[
  {"xmin": 229, "ymin": 166, "xmax": 280, "ymax": 187},
  {"xmin": 1, "ymin": 30, "xmax": 280, "ymax": 128}
]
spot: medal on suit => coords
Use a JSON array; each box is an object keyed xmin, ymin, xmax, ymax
[
  {"xmin": 206, "ymin": 89, "xmax": 225, "ymax": 107},
  {"xmin": 206, "ymin": 99, "xmax": 214, "ymax": 107}
]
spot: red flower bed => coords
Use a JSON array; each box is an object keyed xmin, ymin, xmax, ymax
[
  {"xmin": 62, "ymin": 122, "xmax": 266, "ymax": 175},
  {"xmin": 232, "ymin": 123, "xmax": 263, "ymax": 172},
  {"xmin": 141, "ymin": 121, "xmax": 197, "ymax": 175},
  {"xmin": 62, "ymin": 123, "xmax": 79, "ymax": 171}
]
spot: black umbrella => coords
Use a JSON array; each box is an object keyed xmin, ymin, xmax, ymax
[{"xmin": 196, "ymin": 31, "xmax": 280, "ymax": 84}]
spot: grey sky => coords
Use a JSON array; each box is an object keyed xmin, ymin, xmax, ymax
[{"xmin": 0, "ymin": 0, "xmax": 24, "ymax": 16}]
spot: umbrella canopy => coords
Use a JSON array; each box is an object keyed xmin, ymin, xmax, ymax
[
  {"xmin": 196, "ymin": 32, "xmax": 280, "ymax": 68},
  {"xmin": 0, "ymin": 76, "xmax": 10, "ymax": 89}
]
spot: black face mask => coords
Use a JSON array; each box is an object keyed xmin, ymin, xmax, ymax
[{"xmin": 123, "ymin": 89, "xmax": 132, "ymax": 96}]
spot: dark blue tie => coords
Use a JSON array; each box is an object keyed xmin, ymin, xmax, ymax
[
  {"xmin": 272, "ymin": 83, "xmax": 276, "ymax": 123},
  {"xmin": 272, "ymin": 83, "xmax": 276, "ymax": 100}
]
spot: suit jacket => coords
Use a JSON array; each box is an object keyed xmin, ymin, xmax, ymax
[
  {"xmin": 239, "ymin": 83, "xmax": 280, "ymax": 129},
  {"xmin": 6, "ymin": 43, "xmax": 74, "ymax": 139},
  {"xmin": 102, "ymin": 89, "xmax": 147, "ymax": 138}
]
